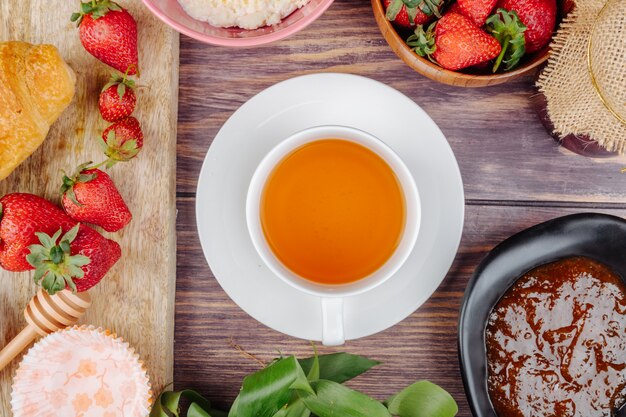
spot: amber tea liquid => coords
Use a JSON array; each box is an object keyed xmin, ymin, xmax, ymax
[{"xmin": 260, "ymin": 139, "xmax": 406, "ymax": 285}]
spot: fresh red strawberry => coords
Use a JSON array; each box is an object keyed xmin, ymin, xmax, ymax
[
  {"xmin": 61, "ymin": 164, "xmax": 132, "ymax": 233},
  {"xmin": 458, "ymin": 0, "xmax": 498, "ymax": 26},
  {"xmin": 408, "ymin": 12, "xmax": 501, "ymax": 71},
  {"xmin": 100, "ymin": 117, "xmax": 144, "ymax": 167},
  {"xmin": 71, "ymin": 0, "xmax": 139, "ymax": 75},
  {"xmin": 26, "ymin": 223, "xmax": 121, "ymax": 294},
  {"xmin": 498, "ymin": 0, "xmax": 556, "ymax": 52},
  {"xmin": 0, "ymin": 194, "xmax": 76, "ymax": 272},
  {"xmin": 447, "ymin": 2, "xmax": 463, "ymax": 13},
  {"xmin": 99, "ymin": 73, "xmax": 137, "ymax": 122},
  {"xmin": 384, "ymin": 0, "xmax": 445, "ymax": 29}
]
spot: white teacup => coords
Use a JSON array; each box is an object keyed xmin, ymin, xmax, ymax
[{"xmin": 246, "ymin": 125, "xmax": 420, "ymax": 345}]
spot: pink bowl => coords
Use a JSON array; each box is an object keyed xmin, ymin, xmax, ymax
[{"xmin": 142, "ymin": 0, "xmax": 335, "ymax": 47}]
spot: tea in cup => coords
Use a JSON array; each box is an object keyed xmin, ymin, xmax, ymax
[{"xmin": 247, "ymin": 126, "xmax": 420, "ymax": 345}]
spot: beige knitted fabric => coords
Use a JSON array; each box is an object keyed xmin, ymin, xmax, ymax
[{"xmin": 537, "ymin": 0, "xmax": 626, "ymax": 153}]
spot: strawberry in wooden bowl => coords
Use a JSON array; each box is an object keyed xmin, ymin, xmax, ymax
[{"xmin": 372, "ymin": 0, "xmax": 569, "ymax": 87}]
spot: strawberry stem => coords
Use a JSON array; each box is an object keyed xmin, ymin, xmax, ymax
[
  {"xmin": 492, "ymin": 41, "xmax": 509, "ymax": 72},
  {"xmin": 486, "ymin": 9, "xmax": 527, "ymax": 72},
  {"xmin": 122, "ymin": 67, "xmax": 130, "ymax": 84},
  {"xmin": 124, "ymin": 64, "xmax": 138, "ymax": 80},
  {"xmin": 82, "ymin": 160, "xmax": 107, "ymax": 170}
]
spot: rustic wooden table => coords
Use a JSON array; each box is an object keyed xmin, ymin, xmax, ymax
[{"xmin": 174, "ymin": 0, "xmax": 626, "ymax": 414}]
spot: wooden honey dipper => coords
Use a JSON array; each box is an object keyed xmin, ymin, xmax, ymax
[{"xmin": 0, "ymin": 289, "xmax": 91, "ymax": 371}]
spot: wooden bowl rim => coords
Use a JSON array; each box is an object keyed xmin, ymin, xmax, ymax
[{"xmin": 371, "ymin": 0, "xmax": 551, "ymax": 87}]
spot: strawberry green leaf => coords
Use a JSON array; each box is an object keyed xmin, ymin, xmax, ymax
[
  {"xmin": 102, "ymin": 72, "xmax": 136, "ymax": 93},
  {"xmin": 65, "ymin": 274, "xmax": 78, "ymax": 292},
  {"xmin": 103, "ymin": 137, "xmax": 140, "ymax": 164},
  {"xmin": 402, "ymin": 0, "xmax": 442, "ymax": 15},
  {"xmin": 97, "ymin": 136, "xmax": 110, "ymax": 153},
  {"xmin": 34, "ymin": 231, "xmax": 54, "ymax": 249},
  {"xmin": 69, "ymin": 265, "xmax": 85, "ymax": 279},
  {"xmin": 72, "ymin": 256, "xmax": 91, "ymax": 267},
  {"xmin": 33, "ymin": 265, "xmax": 47, "ymax": 283},
  {"xmin": 102, "ymin": 77, "xmax": 128, "ymax": 93},
  {"xmin": 486, "ymin": 9, "xmax": 526, "ymax": 72},
  {"xmin": 406, "ymin": 6, "xmax": 419, "ymax": 24},
  {"xmin": 60, "ymin": 163, "xmax": 97, "ymax": 206},
  {"xmin": 407, "ymin": 22, "xmax": 437, "ymax": 60},
  {"xmin": 60, "ymin": 240, "xmax": 71, "ymax": 254},
  {"xmin": 60, "ymin": 174, "xmax": 73, "ymax": 190},
  {"xmin": 42, "ymin": 272, "xmax": 68, "ymax": 293},
  {"xmin": 107, "ymin": 130, "xmax": 121, "ymax": 148},
  {"xmin": 80, "ymin": 2, "xmax": 94, "ymax": 14},
  {"xmin": 77, "ymin": 173, "xmax": 97, "ymax": 183},
  {"xmin": 402, "ymin": 0, "xmax": 422, "ymax": 8},
  {"xmin": 61, "ymin": 175, "xmax": 81, "ymax": 206},
  {"xmin": 26, "ymin": 225, "xmax": 91, "ymax": 295},
  {"xmin": 417, "ymin": 0, "xmax": 443, "ymax": 17},
  {"xmin": 72, "ymin": 0, "xmax": 123, "ymax": 25},
  {"xmin": 50, "ymin": 246, "xmax": 64, "ymax": 264},
  {"xmin": 117, "ymin": 83, "xmax": 127, "ymax": 100},
  {"xmin": 120, "ymin": 139, "xmax": 139, "ymax": 152},
  {"xmin": 386, "ymin": 0, "xmax": 404, "ymax": 22},
  {"xmin": 66, "ymin": 186, "xmax": 80, "ymax": 206},
  {"xmin": 63, "ymin": 223, "xmax": 80, "ymax": 243}
]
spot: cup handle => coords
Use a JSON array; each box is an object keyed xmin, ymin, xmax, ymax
[{"xmin": 321, "ymin": 298, "xmax": 345, "ymax": 346}]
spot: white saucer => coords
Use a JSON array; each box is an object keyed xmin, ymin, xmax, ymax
[{"xmin": 196, "ymin": 73, "xmax": 465, "ymax": 342}]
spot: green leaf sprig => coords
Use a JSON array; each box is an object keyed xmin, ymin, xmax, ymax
[{"xmin": 151, "ymin": 350, "xmax": 458, "ymax": 417}]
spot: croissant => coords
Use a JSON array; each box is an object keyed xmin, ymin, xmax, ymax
[{"xmin": 0, "ymin": 41, "xmax": 76, "ymax": 181}]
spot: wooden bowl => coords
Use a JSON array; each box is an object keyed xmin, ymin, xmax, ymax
[{"xmin": 371, "ymin": 0, "xmax": 567, "ymax": 87}]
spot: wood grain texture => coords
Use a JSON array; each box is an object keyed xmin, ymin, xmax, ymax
[
  {"xmin": 175, "ymin": 198, "xmax": 626, "ymax": 415},
  {"xmin": 174, "ymin": 0, "xmax": 626, "ymax": 414},
  {"xmin": 176, "ymin": 0, "xmax": 626, "ymax": 204},
  {"xmin": 0, "ymin": 0, "xmax": 179, "ymax": 410}
]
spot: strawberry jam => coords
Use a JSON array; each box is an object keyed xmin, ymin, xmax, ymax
[{"xmin": 486, "ymin": 257, "xmax": 626, "ymax": 417}]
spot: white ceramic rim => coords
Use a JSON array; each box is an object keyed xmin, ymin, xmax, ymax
[
  {"xmin": 246, "ymin": 125, "xmax": 421, "ymax": 298},
  {"xmin": 195, "ymin": 73, "xmax": 465, "ymax": 342}
]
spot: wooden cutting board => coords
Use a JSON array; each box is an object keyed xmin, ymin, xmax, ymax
[{"xmin": 0, "ymin": 0, "xmax": 178, "ymax": 411}]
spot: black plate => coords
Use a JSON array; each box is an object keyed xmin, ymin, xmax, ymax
[{"xmin": 458, "ymin": 213, "xmax": 626, "ymax": 417}]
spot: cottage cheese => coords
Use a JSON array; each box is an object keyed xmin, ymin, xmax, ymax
[{"xmin": 179, "ymin": 0, "xmax": 311, "ymax": 29}]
